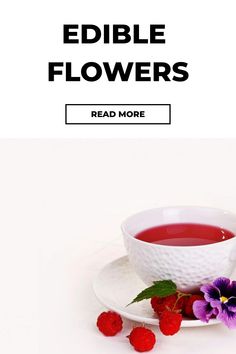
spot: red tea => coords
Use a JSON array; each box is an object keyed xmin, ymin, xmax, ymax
[{"xmin": 135, "ymin": 223, "xmax": 234, "ymax": 246}]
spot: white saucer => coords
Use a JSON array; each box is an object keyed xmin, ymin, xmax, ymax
[{"xmin": 93, "ymin": 256, "xmax": 221, "ymax": 328}]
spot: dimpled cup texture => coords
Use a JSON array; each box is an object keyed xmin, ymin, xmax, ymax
[{"xmin": 122, "ymin": 207, "xmax": 236, "ymax": 292}]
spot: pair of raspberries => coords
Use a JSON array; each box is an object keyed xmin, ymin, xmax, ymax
[{"xmin": 96, "ymin": 293, "xmax": 203, "ymax": 352}]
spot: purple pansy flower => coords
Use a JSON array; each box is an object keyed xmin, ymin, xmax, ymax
[
  {"xmin": 193, "ymin": 299, "xmax": 218, "ymax": 322},
  {"xmin": 193, "ymin": 277, "xmax": 236, "ymax": 329}
]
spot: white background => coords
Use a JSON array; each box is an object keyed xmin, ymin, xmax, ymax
[
  {"xmin": 1, "ymin": 0, "xmax": 236, "ymax": 137},
  {"xmin": 1, "ymin": 139, "xmax": 236, "ymax": 354}
]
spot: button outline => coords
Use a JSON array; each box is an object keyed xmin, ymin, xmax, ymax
[{"xmin": 65, "ymin": 104, "xmax": 171, "ymax": 125}]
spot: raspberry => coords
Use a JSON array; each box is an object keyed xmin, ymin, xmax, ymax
[
  {"xmin": 151, "ymin": 294, "xmax": 186, "ymax": 316},
  {"xmin": 128, "ymin": 327, "xmax": 156, "ymax": 352},
  {"xmin": 150, "ymin": 296, "xmax": 160, "ymax": 313},
  {"xmin": 184, "ymin": 295, "xmax": 204, "ymax": 318},
  {"xmin": 96, "ymin": 311, "xmax": 123, "ymax": 336},
  {"xmin": 159, "ymin": 310, "xmax": 182, "ymax": 336},
  {"xmin": 176, "ymin": 295, "xmax": 188, "ymax": 311},
  {"xmin": 151, "ymin": 295, "xmax": 176, "ymax": 315}
]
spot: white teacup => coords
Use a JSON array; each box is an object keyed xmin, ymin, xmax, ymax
[{"xmin": 122, "ymin": 206, "xmax": 236, "ymax": 292}]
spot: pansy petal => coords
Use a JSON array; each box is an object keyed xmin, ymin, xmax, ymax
[
  {"xmin": 209, "ymin": 299, "xmax": 221, "ymax": 309},
  {"xmin": 231, "ymin": 281, "xmax": 236, "ymax": 297},
  {"xmin": 217, "ymin": 306, "xmax": 236, "ymax": 329},
  {"xmin": 212, "ymin": 307, "xmax": 219, "ymax": 316},
  {"xmin": 201, "ymin": 284, "xmax": 220, "ymax": 302},
  {"xmin": 227, "ymin": 297, "xmax": 236, "ymax": 312},
  {"xmin": 213, "ymin": 277, "xmax": 231, "ymax": 297},
  {"xmin": 193, "ymin": 300, "xmax": 215, "ymax": 322}
]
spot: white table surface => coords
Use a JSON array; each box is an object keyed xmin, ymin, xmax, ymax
[{"xmin": 0, "ymin": 139, "xmax": 236, "ymax": 354}]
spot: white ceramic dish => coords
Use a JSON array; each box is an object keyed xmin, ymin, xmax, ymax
[
  {"xmin": 122, "ymin": 206, "xmax": 236, "ymax": 292},
  {"xmin": 93, "ymin": 256, "xmax": 221, "ymax": 328}
]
